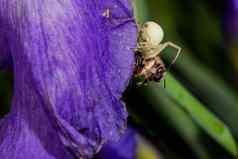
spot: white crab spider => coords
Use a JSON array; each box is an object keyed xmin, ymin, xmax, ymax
[
  {"xmin": 134, "ymin": 21, "xmax": 181, "ymax": 85},
  {"xmin": 136, "ymin": 21, "xmax": 181, "ymax": 63}
]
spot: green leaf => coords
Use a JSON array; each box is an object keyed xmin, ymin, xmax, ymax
[
  {"xmin": 132, "ymin": 0, "xmax": 238, "ymax": 157},
  {"xmin": 168, "ymin": 49, "xmax": 238, "ymax": 140},
  {"xmin": 162, "ymin": 74, "xmax": 238, "ymax": 157},
  {"xmin": 140, "ymin": 85, "xmax": 212, "ymax": 159}
]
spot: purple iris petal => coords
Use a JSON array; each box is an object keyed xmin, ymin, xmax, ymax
[
  {"xmin": 0, "ymin": 0, "xmax": 137, "ymax": 158},
  {"xmin": 0, "ymin": 35, "xmax": 12, "ymax": 70},
  {"xmin": 95, "ymin": 128, "xmax": 137, "ymax": 159},
  {"xmin": 224, "ymin": 0, "xmax": 238, "ymax": 40}
]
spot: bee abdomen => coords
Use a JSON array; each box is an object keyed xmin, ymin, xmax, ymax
[{"xmin": 150, "ymin": 63, "xmax": 166, "ymax": 82}]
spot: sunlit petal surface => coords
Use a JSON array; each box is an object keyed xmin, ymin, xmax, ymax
[{"xmin": 0, "ymin": 0, "xmax": 137, "ymax": 158}]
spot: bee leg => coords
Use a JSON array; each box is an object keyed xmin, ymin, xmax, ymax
[
  {"xmin": 163, "ymin": 79, "xmax": 166, "ymax": 88},
  {"xmin": 134, "ymin": 53, "xmax": 144, "ymax": 75},
  {"xmin": 136, "ymin": 79, "xmax": 148, "ymax": 86},
  {"xmin": 135, "ymin": 53, "xmax": 144, "ymax": 66},
  {"xmin": 142, "ymin": 79, "xmax": 149, "ymax": 86},
  {"xmin": 136, "ymin": 81, "xmax": 143, "ymax": 86}
]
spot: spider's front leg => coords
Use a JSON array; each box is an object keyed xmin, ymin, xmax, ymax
[{"xmin": 157, "ymin": 41, "xmax": 181, "ymax": 65}]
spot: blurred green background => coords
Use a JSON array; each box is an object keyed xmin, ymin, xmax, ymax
[
  {"xmin": 126, "ymin": 0, "xmax": 238, "ymax": 159},
  {"xmin": 1, "ymin": 0, "xmax": 238, "ymax": 159}
]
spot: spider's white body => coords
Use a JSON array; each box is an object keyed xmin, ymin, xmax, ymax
[
  {"xmin": 136, "ymin": 21, "xmax": 181, "ymax": 61},
  {"xmin": 134, "ymin": 21, "xmax": 181, "ymax": 85}
]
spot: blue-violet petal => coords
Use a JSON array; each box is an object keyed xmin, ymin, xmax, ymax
[
  {"xmin": 95, "ymin": 128, "xmax": 137, "ymax": 159},
  {"xmin": 0, "ymin": 0, "xmax": 137, "ymax": 158}
]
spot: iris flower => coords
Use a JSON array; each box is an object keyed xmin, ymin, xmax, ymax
[
  {"xmin": 224, "ymin": 0, "xmax": 238, "ymax": 78},
  {"xmin": 95, "ymin": 127, "xmax": 162, "ymax": 159},
  {"xmin": 0, "ymin": 0, "xmax": 137, "ymax": 158},
  {"xmin": 224, "ymin": 0, "xmax": 238, "ymax": 41},
  {"xmin": 95, "ymin": 128, "xmax": 137, "ymax": 159}
]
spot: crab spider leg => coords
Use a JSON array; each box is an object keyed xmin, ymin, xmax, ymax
[
  {"xmin": 158, "ymin": 41, "xmax": 181, "ymax": 65},
  {"xmin": 158, "ymin": 41, "xmax": 181, "ymax": 89}
]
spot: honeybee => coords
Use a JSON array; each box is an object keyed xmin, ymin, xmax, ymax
[{"xmin": 134, "ymin": 21, "xmax": 181, "ymax": 85}]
